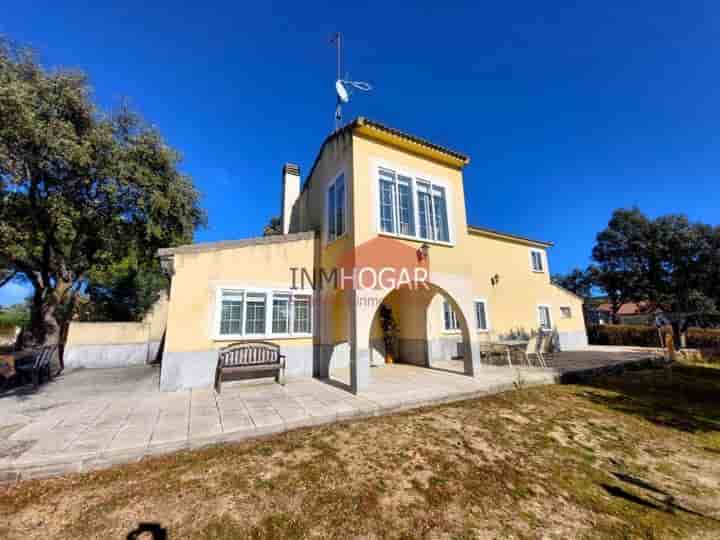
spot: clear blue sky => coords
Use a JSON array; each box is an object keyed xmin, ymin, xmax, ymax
[{"xmin": 2, "ymin": 1, "xmax": 719, "ymax": 305}]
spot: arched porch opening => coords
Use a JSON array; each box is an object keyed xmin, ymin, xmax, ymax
[{"xmin": 366, "ymin": 282, "xmax": 474, "ymax": 374}]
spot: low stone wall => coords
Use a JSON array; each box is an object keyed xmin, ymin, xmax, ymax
[
  {"xmin": 64, "ymin": 295, "xmax": 168, "ymax": 370},
  {"xmin": 558, "ymin": 354, "xmax": 672, "ymax": 383},
  {"xmin": 64, "ymin": 322, "xmax": 158, "ymax": 370},
  {"xmin": 558, "ymin": 330, "xmax": 589, "ymax": 350}
]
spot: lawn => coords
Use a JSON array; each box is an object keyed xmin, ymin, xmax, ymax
[{"xmin": 1, "ymin": 361, "xmax": 719, "ymax": 539}]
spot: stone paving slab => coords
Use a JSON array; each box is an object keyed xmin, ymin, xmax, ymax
[{"xmin": 0, "ymin": 348, "xmax": 667, "ymax": 482}]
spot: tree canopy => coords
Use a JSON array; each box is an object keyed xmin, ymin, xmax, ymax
[
  {"xmin": 0, "ymin": 39, "xmax": 206, "ymax": 344},
  {"xmin": 554, "ymin": 207, "xmax": 720, "ymax": 321},
  {"xmin": 263, "ymin": 216, "xmax": 282, "ymax": 236},
  {"xmin": 551, "ymin": 267, "xmax": 594, "ymax": 298}
]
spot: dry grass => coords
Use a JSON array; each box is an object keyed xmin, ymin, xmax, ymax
[{"xmin": 1, "ymin": 361, "xmax": 719, "ymax": 539}]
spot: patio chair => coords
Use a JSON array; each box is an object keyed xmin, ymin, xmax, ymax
[
  {"xmin": 490, "ymin": 342, "xmax": 512, "ymax": 367},
  {"xmin": 539, "ymin": 332, "xmax": 555, "ymax": 366},
  {"xmin": 520, "ymin": 336, "xmax": 546, "ymax": 368},
  {"xmin": 478, "ymin": 342, "xmax": 493, "ymax": 364}
]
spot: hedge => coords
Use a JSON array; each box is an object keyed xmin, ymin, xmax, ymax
[{"xmin": 588, "ymin": 324, "xmax": 720, "ymax": 349}]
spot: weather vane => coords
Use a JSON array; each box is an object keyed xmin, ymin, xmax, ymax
[{"xmin": 329, "ymin": 32, "xmax": 372, "ymax": 130}]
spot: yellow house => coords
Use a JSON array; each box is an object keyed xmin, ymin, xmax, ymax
[{"xmin": 158, "ymin": 118, "xmax": 586, "ymax": 392}]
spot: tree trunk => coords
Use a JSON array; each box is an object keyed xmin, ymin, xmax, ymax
[{"xmin": 29, "ymin": 279, "xmax": 74, "ymax": 348}]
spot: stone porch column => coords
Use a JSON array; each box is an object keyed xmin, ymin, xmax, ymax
[
  {"xmin": 347, "ymin": 287, "xmax": 385, "ymax": 394},
  {"xmin": 348, "ymin": 289, "xmax": 369, "ymax": 393}
]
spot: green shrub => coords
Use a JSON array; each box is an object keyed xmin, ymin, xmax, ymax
[
  {"xmin": 588, "ymin": 324, "xmax": 663, "ymax": 347},
  {"xmin": 588, "ymin": 324, "xmax": 720, "ymax": 350}
]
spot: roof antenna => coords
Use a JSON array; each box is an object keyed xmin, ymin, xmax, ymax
[{"xmin": 330, "ymin": 32, "xmax": 372, "ymax": 131}]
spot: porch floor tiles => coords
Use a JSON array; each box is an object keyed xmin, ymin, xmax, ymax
[{"xmin": 0, "ymin": 346, "xmax": 662, "ymax": 482}]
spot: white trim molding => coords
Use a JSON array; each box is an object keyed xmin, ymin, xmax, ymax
[
  {"xmin": 371, "ymin": 157, "xmax": 456, "ymax": 247},
  {"xmin": 214, "ymin": 286, "xmax": 313, "ymax": 341},
  {"xmin": 529, "ymin": 248, "xmax": 545, "ymax": 273},
  {"xmin": 473, "ymin": 297, "xmax": 490, "ymax": 332},
  {"xmin": 325, "ymin": 169, "xmax": 347, "ymax": 245},
  {"xmin": 441, "ymin": 299, "xmax": 461, "ymax": 333},
  {"xmin": 537, "ymin": 303, "xmax": 553, "ymax": 330}
]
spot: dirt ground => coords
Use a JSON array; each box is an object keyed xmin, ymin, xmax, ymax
[{"xmin": 1, "ymin": 360, "xmax": 719, "ymax": 539}]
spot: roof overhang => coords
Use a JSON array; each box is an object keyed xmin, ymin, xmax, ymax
[
  {"xmin": 157, "ymin": 231, "xmax": 315, "ymax": 258},
  {"xmin": 467, "ymin": 225, "xmax": 553, "ymax": 248},
  {"xmin": 352, "ymin": 117, "xmax": 470, "ymax": 169}
]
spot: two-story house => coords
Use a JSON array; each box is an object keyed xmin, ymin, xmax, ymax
[{"xmin": 157, "ymin": 118, "xmax": 587, "ymax": 392}]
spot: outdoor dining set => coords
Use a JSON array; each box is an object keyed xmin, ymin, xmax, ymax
[{"xmin": 478, "ymin": 329, "xmax": 555, "ymax": 368}]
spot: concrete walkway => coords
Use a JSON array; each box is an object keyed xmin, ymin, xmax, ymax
[{"xmin": 0, "ymin": 347, "xmax": 662, "ymax": 482}]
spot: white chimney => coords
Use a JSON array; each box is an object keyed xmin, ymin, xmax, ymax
[{"xmin": 281, "ymin": 163, "xmax": 301, "ymax": 234}]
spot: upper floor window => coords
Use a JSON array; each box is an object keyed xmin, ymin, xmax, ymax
[
  {"xmin": 443, "ymin": 300, "xmax": 460, "ymax": 331},
  {"xmin": 217, "ymin": 288, "xmax": 312, "ymax": 339},
  {"xmin": 378, "ymin": 167, "xmax": 450, "ymax": 243},
  {"xmin": 475, "ymin": 299, "xmax": 489, "ymax": 331},
  {"xmin": 327, "ymin": 173, "xmax": 345, "ymax": 242},
  {"xmin": 560, "ymin": 306, "xmax": 572, "ymax": 319},
  {"xmin": 530, "ymin": 249, "xmax": 544, "ymax": 272}
]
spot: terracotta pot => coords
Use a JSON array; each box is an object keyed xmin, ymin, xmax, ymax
[{"xmin": 385, "ymin": 353, "xmax": 394, "ymax": 364}]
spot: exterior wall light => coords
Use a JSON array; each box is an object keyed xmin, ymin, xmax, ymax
[
  {"xmin": 417, "ymin": 243, "xmax": 430, "ymax": 261},
  {"xmin": 490, "ymin": 274, "xmax": 500, "ymax": 286}
]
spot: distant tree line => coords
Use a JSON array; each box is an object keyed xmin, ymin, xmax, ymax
[{"xmin": 553, "ymin": 208, "xmax": 720, "ymax": 322}]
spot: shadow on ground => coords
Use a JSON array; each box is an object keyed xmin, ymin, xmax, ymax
[{"xmin": 577, "ymin": 362, "xmax": 720, "ymax": 434}]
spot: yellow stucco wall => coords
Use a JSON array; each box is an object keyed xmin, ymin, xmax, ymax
[
  {"xmin": 164, "ymin": 235, "xmax": 316, "ymax": 353},
  {"xmin": 66, "ymin": 322, "xmax": 151, "ymax": 346},
  {"xmin": 66, "ymin": 293, "xmax": 169, "ymax": 346},
  {"xmin": 351, "ymin": 134, "xmax": 474, "ymax": 278},
  {"xmin": 425, "ymin": 233, "xmax": 585, "ymax": 338},
  {"xmin": 349, "ymin": 131, "xmax": 585, "ymax": 341}
]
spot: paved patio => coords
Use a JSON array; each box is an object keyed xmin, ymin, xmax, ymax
[{"xmin": 0, "ymin": 346, "xmax": 663, "ymax": 482}]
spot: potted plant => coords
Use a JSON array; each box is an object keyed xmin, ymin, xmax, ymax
[{"xmin": 379, "ymin": 304, "xmax": 399, "ymax": 364}]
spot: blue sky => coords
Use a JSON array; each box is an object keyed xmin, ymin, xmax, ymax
[{"xmin": 2, "ymin": 1, "xmax": 719, "ymax": 306}]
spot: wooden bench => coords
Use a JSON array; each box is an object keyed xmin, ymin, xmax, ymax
[
  {"xmin": 15, "ymin": 345, "xmax": 57, "ymax": 389},
  {"xmin": 214, "ymin": 341, "xmax": 285, "ymax": 393}
]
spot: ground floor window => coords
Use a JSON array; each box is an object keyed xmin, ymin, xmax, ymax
[
  {"xmin": 245, "ymin": 293, "xmax": 267, "ymax": 335},
  {"xmin": 475, "ymin": 300, "xmax": 489, "ymax": 331},
  {"xmin": 293, "ymin": 296, "xmax": 312, "ymax": 333},
  {"xmin": 538, "ymin": 305, "xmax": 552, "ymax": 330},
  {"xmin": 443, "ymin": 300, "xmax": 460, "ymax": 331},
  {"xmin": 220, "ymin": 291, "xmax": 244, "ymax": 335},
  {"xmin": 272, "ymin": 294, "xmax": 290, "ymax": 333},
  {"xmin": 217, "ymin": 288, "xmax": 312, "ymax": 339}
]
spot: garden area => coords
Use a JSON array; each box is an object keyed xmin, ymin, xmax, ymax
[
  {"xmin": 588, "ymin": 324, "xmax": 720, "ymax": 363},
  {"xmin": 1, "ymin": 359, "xmax": 718, "ymax": 539}
]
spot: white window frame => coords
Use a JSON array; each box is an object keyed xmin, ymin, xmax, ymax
[
  {"xmin": 326, "ymin": 170, "xmax": 346, "ymax": 243},
  {"xmin": 372, "ymin": 159, "xmax": 455, "ymax": 246},
  {"xmin": 214, "ymin": 287, "xmax": 313, "ymax": 341},
  {"xmin": 442, "ymin": 300, "xmax": 461, "ymax": 333},
  {"xmin": 537, "ymin": 304, "xmax": 553, "ymax": 330},
  {"xmin": 560, "ymin": 305, "xmax": 572, "ymax": 319},
  {"xmin": 474, "ymin": 298, "xmax": 490, "ymax": 332},
  {"xmin": 530, "ymin": 249, "xmax": 545, "ymax": 273}
]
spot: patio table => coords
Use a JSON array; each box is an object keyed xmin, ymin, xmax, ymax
[{"xmin": 493, "ymin": 340, "xmax": 530, "ymax": 366}]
